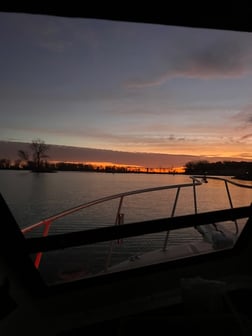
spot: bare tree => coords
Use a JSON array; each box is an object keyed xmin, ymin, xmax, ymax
[
  {"xmin": 18, "ymin": 139, "xmax": 50, "ymax": 171},
  {"xmin": 0, "ymin": 158, "xmax": 11, "ymax": 169},
  {"xmin": 18, "ymin": 149, "xmax": 30, "ymax": 164},
  {"xmin": 30, "ymin": 139, "xmax": 50, "ymax": 170}
]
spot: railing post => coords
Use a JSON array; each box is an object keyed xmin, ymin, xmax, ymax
[
  {"xmin": 163, "ymin": 187, "xmax": 180, "ymax": 251},
  {"xmin": 224, "ymin": 180, "xmax": 239, "ymax": 235},
  {"xmin": 104, "ymin": 196, "xmax": 124, "ymax": 272},
  {"xmin": 117, "ymin": 213, "xmax": 124, "ymax": 244},
  {"xmin": 193, "ymin": 179, "xmax": 198, "ymax": 215},
  {"xmin": 34, "ymin": 220, "xmax": 51, "ymax": 269}
]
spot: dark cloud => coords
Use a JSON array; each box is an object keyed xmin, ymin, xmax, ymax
[
  {"xmin": 240, "ymin": 133, "xmax": 252, "ymax": 141},
  {"xmin": 128, "ymin": 33, "xmax": 252, "ymax": 88},
  {"xmin": 232, "ymin": 104, "xmax": 252, "ymax": 126},
  {"xmin": 177, "ymin": 35, "xmax": 252, "ymax": 78},
  {"xmin": 1, "ymin": 140, "xmax": 250, "ymax": 167}
]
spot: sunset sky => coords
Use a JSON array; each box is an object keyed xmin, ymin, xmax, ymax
[{"xmin": 0, "ymin": 12, "xmax": 252, "ymax": 166}]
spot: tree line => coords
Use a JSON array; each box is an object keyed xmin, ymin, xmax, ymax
[
  {"xmin": 184, "ymin": 160, "xmax": 252, "ymax": 179},
  {"xmin": 0, "ymin": 139, "xmax": 252, "ymax": 178}
]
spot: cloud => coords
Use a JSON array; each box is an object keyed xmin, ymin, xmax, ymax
[
  {"xmin": 240, "ymin": 133, "xmax": 252, "ymax": 141},
  {"xmin": 231, "ymin": 104, "xmax": 252, "ymax": 128},
  {"xmin": 176, "ymin": 36, "xmax": 252, "ymax": 78},
  {"xmin": 126, "ymin": 74, "xmax": 171, "ymax": 89},
  {"xmin": 238, "ymin": 152, "xmax": 252, "ymax": 158},
  {"xmin": 126, "ymin": 33, "xmax": 252, "ymax": 88}
]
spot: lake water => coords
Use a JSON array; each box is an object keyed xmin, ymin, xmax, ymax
[{"xmin": 1, "ymin": 170, "xmax": 251, "ymax": 283}]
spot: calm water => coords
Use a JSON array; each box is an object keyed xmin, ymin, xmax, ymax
[
  {"xmin": 1, "ymin": 170, "xmax": 251, "ymax": 229},
  {"xmin": 1, "ymin": 170, "xmax": 251, "ymax": 283}
]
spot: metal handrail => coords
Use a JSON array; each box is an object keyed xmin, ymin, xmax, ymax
[
  {"xmin": 21, "ymin": 175, "xmax": 252, "ymax": 269},
  {"xmin": 191, "ymin": 175, "xmax": 252, "ymax": 236},
  {"xmin": 191, "ymin": 175, "xmax": 252, "ymax": 189}
]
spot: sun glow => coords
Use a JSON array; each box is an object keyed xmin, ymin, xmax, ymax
[
  {"xmin": 49, "ymin": 160, "xmax": 185, "ymax": 173},
  {"xmin": 85, "ymin": 162, "xmax": 185, "ymax": 173}
]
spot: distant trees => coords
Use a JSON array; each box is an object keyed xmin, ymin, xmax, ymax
[
  {"xmin": 184, "ymin": 160, "xmax": 252, "ymax": 177},
  {"xmin": 18, "ymin": 139, "xmax": 50, "ymax": 171},
  {"xmin": 0, "ymin": 158, "xmax": 11, "ymax": 169},
  {"xmin": 17, "ymin": 149, "xmax": 30, "ymax": 167}
]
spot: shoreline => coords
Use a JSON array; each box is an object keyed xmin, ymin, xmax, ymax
[{"xmin": 0, "ymin": 167, "xmax": 252, "ymax": 181}]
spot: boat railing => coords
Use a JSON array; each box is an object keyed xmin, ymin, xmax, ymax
[
  {"xmin": 190, "ymin": 175, "xmax": 252, "ymax": 236},
  {"xmin": 21, "ymin": 175, "xmax": 252, "ymax": 270}
]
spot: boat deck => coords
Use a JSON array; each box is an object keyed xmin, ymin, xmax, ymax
[
  {"xmin": 107, "ymin": 238, "xmax": 233, "ymax": 274},
  {"xmin": 106, "ymin": 221, "xmax": 237, "ymax": 274}
]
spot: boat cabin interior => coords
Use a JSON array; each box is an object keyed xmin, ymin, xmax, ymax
[{"xmin": 1, "ymin": 5, "xmax": 252, "ymax": 336}]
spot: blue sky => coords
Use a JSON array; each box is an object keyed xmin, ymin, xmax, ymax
[{"xmin": 0, "ymin": 12, "xmax": 252, "ymax": 164}]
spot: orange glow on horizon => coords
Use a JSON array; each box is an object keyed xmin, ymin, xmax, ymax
[
  {"xmin": 49, "ymin": 160, "xmax": 185, "ymax": 173},
  {"xmin": 85, "ymin": 162, "xmax": 185, "ymax": 173}
]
